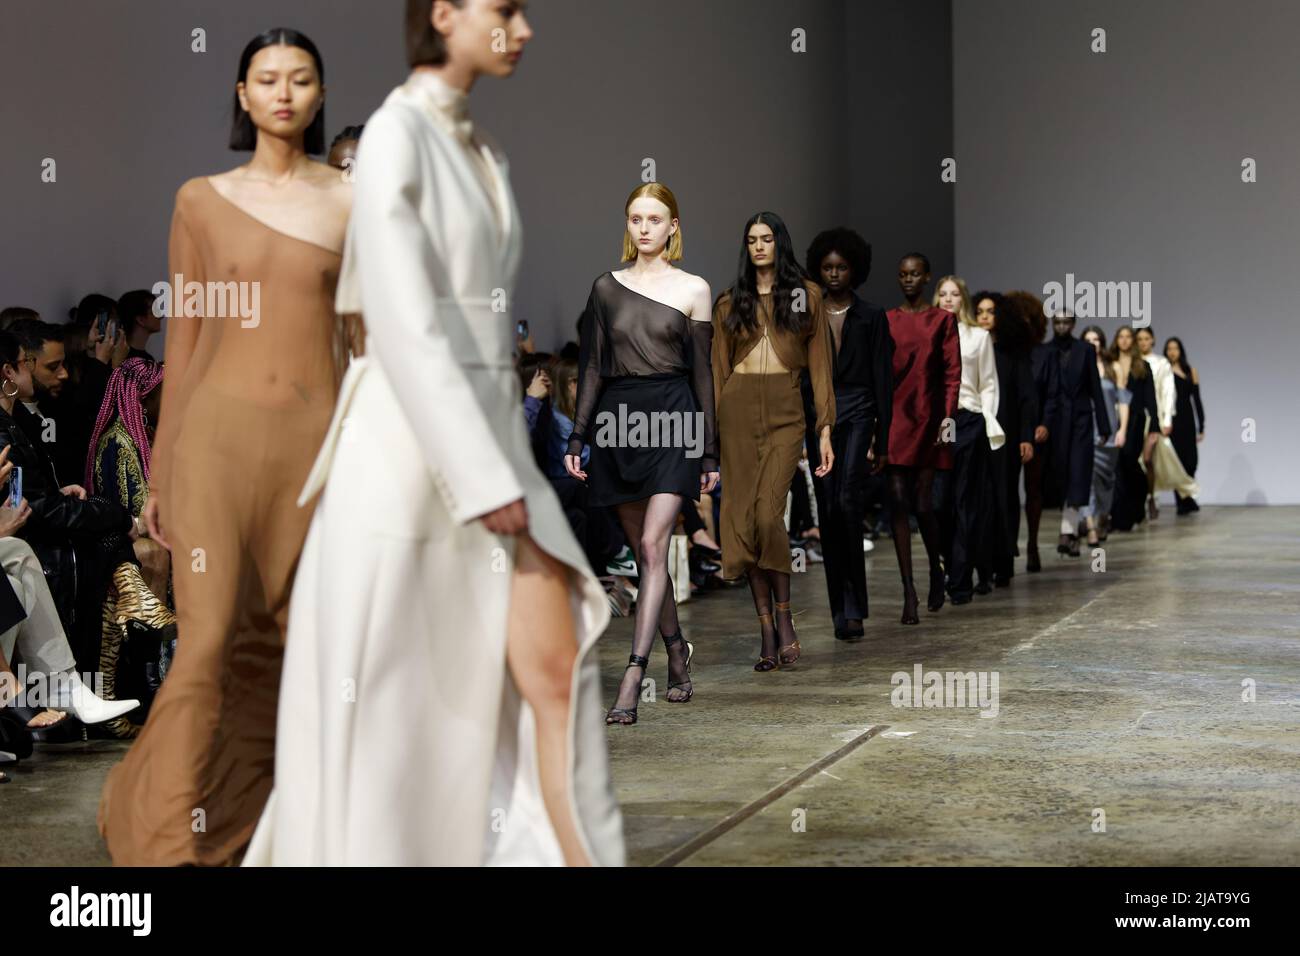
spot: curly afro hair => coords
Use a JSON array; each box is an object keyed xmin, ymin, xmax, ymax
[{"xmin": 805, "ymin": 227, "xmax": 872, "ymax": 289}]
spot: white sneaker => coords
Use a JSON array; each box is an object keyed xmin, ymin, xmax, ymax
[
  {"xmin": 57, "ymin": 673, "xmax": 140, "ymax": 725},
  {"xmin": 863, "ymin": 538, "xmax": 875, "ymax": 553}
]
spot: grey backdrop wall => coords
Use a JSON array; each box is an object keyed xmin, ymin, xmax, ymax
[
  {"xmin": 952, "ymin": 0, "xmax": 1298, "ymax": 504},
  {"xmin": 0, "ymin": 0, "xmax": 951, "ymax": 354}
]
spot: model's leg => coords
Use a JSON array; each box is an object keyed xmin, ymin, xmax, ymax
[
  {"xmin": 504, "ymin": 533, "xmax": 591, "ymax": 867},
  {"xmin": 747, "ymin": 567, "xmax": 778, "ymax": 668},
  {"xmin": 1024, "ymin": 451, "xmax": 1044, "ymax": 570},
  {"xmin": 914, "ymin": 466, "xmax": 946, "ymax": 611},
  {"xmin": 608, "ymin": 500, "xmax": 649, "ymax": 718},
  {"xmin": 634, "ymin": 494, "xmax": 690, "ymax": 701},
  {"xmin": 887, "ymin": 466, "xmax": 920, "ymax": 625}
]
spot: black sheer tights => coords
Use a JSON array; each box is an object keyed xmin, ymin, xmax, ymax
[
  {"xmin": 611, "ymin": 494, "xmax": 691, "ymax": 710},
  {"xmin": 887, "ymin": 465, "xmax": 944, "ymax": 620},
  {"xmin": 745, "ymin": 567, "xmax": 794, "ymax": 662}
]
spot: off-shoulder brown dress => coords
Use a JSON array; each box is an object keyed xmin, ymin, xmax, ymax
[
  {"xmin": 713, "ymin": 283, "xmax": 835, "ymax": 579},
  {"xmin": 98, "ymin": 177, "xmax": 344, "ymax": 865}
]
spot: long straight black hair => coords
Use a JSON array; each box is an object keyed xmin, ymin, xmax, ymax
[
  {"xmin": 229, "ymin": 28, "xmax": 326, "ymax": 154},
  {"xmin": 720, "ymin": 211, "xmax": 811, "ymax": 336},
  {"xmin": 1163, "ymin": 335, "xmax": 1191, "ymax": 376}
]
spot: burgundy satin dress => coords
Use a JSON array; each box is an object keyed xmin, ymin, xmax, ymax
[{"xmin": 886, "ymin": 306, "xmax": 961, "ymax": 469}]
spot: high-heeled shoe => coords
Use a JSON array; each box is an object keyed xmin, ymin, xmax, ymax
[
  {"xmin": 754, "ymin": 611, "xmax": 777, "ymax": 672},
  {"xmin": 53, "ymin": 672, "xmax": 140, "ymax": 726},
  {"xmin": 926, "ymin": 569, "xmax": 946, "ymax": 612},
  {"xmin": 605, "ymin": 654, "xmax": 648, "ymax": 725},
  {"xmin": 900, "ymin": 575, "xmax": 920, "ymax": 625},
  {"xmin": 662, "ymin": 631, "xmax": 694, "ymax": 703},
  {"xmin": 775, "ymin": 601, "xmax": 800, "ymax": 666},
  {"xmin": 1027, "ymin": 548, "xmax": 1041, "ymax": 573}
]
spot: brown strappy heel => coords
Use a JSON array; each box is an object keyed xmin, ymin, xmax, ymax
[
  {"xmin": 775, "ymin": 600, "xmax": 801, "ymax": 666},
  {"xmin": 753, "ymin": 611, "xmax": 777, "ymax": 672}
]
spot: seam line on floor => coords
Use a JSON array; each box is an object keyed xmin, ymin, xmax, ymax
[{"xmin": 652, "ymin": 723, "xmax": 888, "ymax": 867}]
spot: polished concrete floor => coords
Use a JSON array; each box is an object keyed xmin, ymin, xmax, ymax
[{"xmin": 4, "ymin": 505, "xmax": 1297, "ymax": 866}]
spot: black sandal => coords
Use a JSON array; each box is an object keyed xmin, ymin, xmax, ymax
[
  {"xmin": 605, "ymin": 655, "xmax": 648, "ymax": 725},
  {"xmin": 662, "ymin": 631, "xmax": 694, "ymax": 703}
]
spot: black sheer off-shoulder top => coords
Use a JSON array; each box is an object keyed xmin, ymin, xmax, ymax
[{"xmin": 567, "ymin": 271, "xmax": 718, "ymax": 472}]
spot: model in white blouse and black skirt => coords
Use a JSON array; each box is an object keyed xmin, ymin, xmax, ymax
[{"xmin": 934, "ymin": 276, "xmax": 1004, "ymax": 604}]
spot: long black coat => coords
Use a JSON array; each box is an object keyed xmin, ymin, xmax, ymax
[{"xmin": 1043, "ymin": 337, "xmax": 1112, "ymax": 508}]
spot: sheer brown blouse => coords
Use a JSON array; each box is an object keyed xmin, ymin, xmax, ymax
[{"xmin": 712, "ymin": 281, "xmax": 836, "ymax": 436}]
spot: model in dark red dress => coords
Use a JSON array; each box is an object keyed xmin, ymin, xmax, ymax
[{"xmin": 885, "ymin": 254, "xmax": 960, "ymax": 624}]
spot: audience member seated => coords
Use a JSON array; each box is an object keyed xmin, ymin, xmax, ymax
[{"xmin": 0, "ymin": 331, "xmax": 172, "ymax": 738}]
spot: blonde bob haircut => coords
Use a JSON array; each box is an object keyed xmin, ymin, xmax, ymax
[
  {"xmin": 621, "ymin": 182, "xmax": 683, "ymax": 262},
  {"xmin": 934, "ymin": 274, "xmax": 976, "ymax": 326}
]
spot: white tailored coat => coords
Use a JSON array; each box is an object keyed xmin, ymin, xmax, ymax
[{"xmin": 244, "ymin": 73, "xmax": 624, "ymax": 866}]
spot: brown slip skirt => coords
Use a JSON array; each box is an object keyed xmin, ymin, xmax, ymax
[{"xmin": 718, "ymin": 370, "xmax": 806, "ymax": 580}]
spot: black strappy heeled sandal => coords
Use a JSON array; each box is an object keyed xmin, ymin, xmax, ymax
[
  {"xmin": 754, "ymin": 611, "xmax": 777, "ymax": 672},
  {"xmin": 662, "ymin": 631, "xmax": 694, "ymax": 703},
  {"xmin": 605, "ymin": 654, "xmax": 649, "ymax": 725}
]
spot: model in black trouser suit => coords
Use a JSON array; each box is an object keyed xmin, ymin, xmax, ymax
[
  {"xmin": 945, "ymin": 409, "xmax": 992, "ymax": 602},
  {"xmin": 805, "ymin": 389, "xmax": 876, "ymax": 635},
  {"xmin": 989, "ymin": 443, "xmax": 1020, "ymax": 581}
]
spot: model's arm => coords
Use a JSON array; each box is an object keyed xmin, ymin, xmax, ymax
[
  {"xmin": 147, "ymin": 197, "xmax": 203, "ymax": 502},
  {"xmin": 940, "ymin": 312, "xmax": 961, "ymax": 422},
  {"xmin": 687, "ymin": 278, "xmax": 718, "ymax": 473},
  {"xmin": 1158, "ymin": 362, "xmax": 1176, "ymax": 430},
  {"xmin": 353, "ymin": 109, "xmax": 523, "ymax": 524},
  {"xmin": 1017, "ymin": 355, "xmax": 1038, "ymax": 445},
  {"xmin": 711, "ymin": 297, "xmax": 731, "ymax": 418},
  {"xmin": 1087, "ymin": 347, "xmax": 1112, "ymax": 441},
  {"xmin": 1191, "ymin": 367, "xmax": 1205, "ymax": 433},
  {"xmin": 977, "ymin": 331, "xmax": 1005, "ymax": 449},
  {"xmin": 869, "ymin": 310, "xmax": 894, "ymax": 458},
  {"xmin": 566, "ymin": 286, "xmax": 606, "ymax": 460},
  {"xmin": 806, "ymin": 287, "xmax": 836, "ymax": 436}
]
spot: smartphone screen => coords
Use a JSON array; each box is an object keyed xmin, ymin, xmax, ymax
[
  {"xmin": 8, "ymin": 465, "xmax": 21, "ymax": 510},
  {"xmin": 96, "ymin": 310, "xmax": 110, "ymax": 336}
]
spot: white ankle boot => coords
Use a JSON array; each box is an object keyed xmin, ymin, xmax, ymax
[{"xmin": 58, "ymin": 672, "xmax": 140, "ymax": 725}]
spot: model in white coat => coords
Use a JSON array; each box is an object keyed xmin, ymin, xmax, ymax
[
  {"xmin": 1134, "ymin": 326, "xmax": 1176, "ymax": 519},
  {"xmin": 246, "ymin": 0, "xmax": 623, "ymax": 867}
]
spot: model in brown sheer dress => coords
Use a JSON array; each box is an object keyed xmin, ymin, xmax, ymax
[
  {"xmin": 713, "ymin": 212, "xmax": 834, "ymax": 671},
  {"xmin": 98, "ymin": 31, "xmax": 351, "ymax": 866}
]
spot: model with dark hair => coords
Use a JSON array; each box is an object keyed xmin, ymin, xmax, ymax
[
  {"xmin": 1039, "ymin": 313, "xmax": 1112, "ymax": 556},
  {"xmin": 115, "ymin": 290, "xmax": 162, "ymax": 362},
  {"xmin": 566, "ymin": 183, "xmax": 717, "ymax": 722},
  {"xmin": 803, "ymin": 227, "xmax": 892, "ymax": 640},
  {"xmin": 246, "ymin": 0, "xmax": 624, "ymax": 866},
  {"xmin": 884, "ymin": 254, "xmax": 959, "ymax": 624},
  {"xmin": 99, "ymin": 26, "xmax": 351, "ymax": 866},
  {"xmin": 1108, "ymin": 326, "xmax": 1159, "ymax": 531},
  {"xmin": 1006, "ymin": 290, "xmax": 1054, "ymax": 572},
  {"xmin": 327, "ymin": 124, "xmax": 364, "ymax": 170},
  {"xmin": 714, "ymin": 212, "xmax": 834, "ymax": 669},
  {"xmin": 1163, "ymin": 336, "xmax": 1204, "ymax": 513},
  {"xmin": 974, "ymin": 291, "xmax": 1036, "ymax": 585},
  {"xmin": 1079, "ymin": 326, "xmax": 1129, "ymax": 545}
]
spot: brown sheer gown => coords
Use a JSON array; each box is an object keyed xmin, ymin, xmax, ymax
[
  {"xmin": 98, "ymin": 177, "xmax": 344, "ymax": 865},
  {"xmin": 713, "ymin": 282, "xmax": 835, "ymax": 579}
]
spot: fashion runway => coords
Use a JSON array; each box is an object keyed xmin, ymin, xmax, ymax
[{"xmin": 4, "ymin": 507, "xmax": 1296, "ymax": 866}]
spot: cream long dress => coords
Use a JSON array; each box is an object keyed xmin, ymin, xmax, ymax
[{"xmin": 243, "ymin": 71, "xmax": 624, "ymax": 866}]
